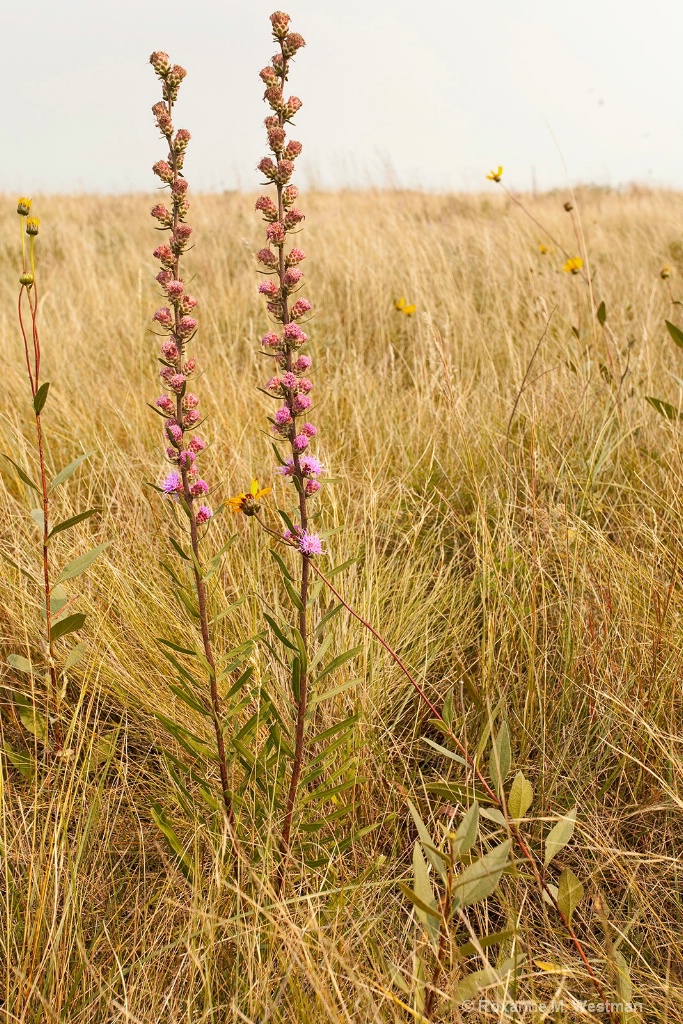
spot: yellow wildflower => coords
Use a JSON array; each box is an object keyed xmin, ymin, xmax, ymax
[
  {"xmin": 17, "ymin": 197, "xmax": 32, "ymax": 216},
  {"xmin": 562, "ymin": 256, "xmax": 583, "ymax": 275},
  {"xmin": 486, "ymin": 166, "xmax": 503, "ymax": 182},
  {"xmin": 394, "ymin": 297, "xmax": 416, "ymax": 315},
  {"xmin": 228, "ymin": 479, "xmax": 271, "ymax": 516},
  {"xmin": 661, "ymin": 265, "xmax": 671, "ymax": 280},
  {"xmin": 538, "ymin": 244, "xmax": 549, "ymax": 255}
]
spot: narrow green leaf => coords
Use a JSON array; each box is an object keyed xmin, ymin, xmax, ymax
[
  {"xmin": 50, "ymin": 451, "xmax": 95, "ymax": 491},
  {"xmin": 408, "ymin": 798, "xmax": 446, "ymax": 881},
  {"xmin": 1, "ymin": 454, "xmax": 40, "ymax": 492},
  {"xmin": 50, "ymin": 612, "xmax": 86, "ymax": 642},
  {"xmin": 489, "ymin": 720, "xmax": 511, "ymax": 794},
  {"xmin": 14, "ymin": 692, "xmax": 48, "ymax": 741},
  {"xmin": 453, "ymin": 966, "xmax": 500, "ymax": 1005},
  {"xmin": 453, "ymin": 840, "xmax": 511, "ymax": 909},
  {"xmin": 412, "ymin": 842, "xmax": 441, "ymax": 948},
  {"xmin": 150, "ymin": 803, "xmax": 193, "ymax": 880},
  {"xmin": 33, "ymin": 381, "xmax": 50, "ymax": 414},
  {"xmin": 557, "ymin": 867, "xmax": 584, "ymax": 925},
  {"xmin": 156, "ymin": 637, "xmax": 197, "ymax": 657},
  {"xmin": 169, "ymin": 536, "xmax": 190, "ymax": 561},
  {"xmin": 56, "ymin": 541, "xmax": 111, "ymax": 584},
  {"xmin": 64, "ymin": 642, "xmax": 86, "ymax": 671},
  {"xmin": 422, "ymin": 736, "xmax": 467, "ymax": 767},
  {"xmin": 30, "ymin": 508, "xmax": 44, "ymax": 529},
  {"xmin": 2, "ymin": 742, "xmax": 35, "ymax": 781},
  {"xmin": 263, "ymin": 613, "xmax": 297, "ymax": 651},
  {"xmin": 665, "ymin": 319, "xmax": 683, "ymax": 349},
  {"xmin": 48, "ymin": 507, "xmax": 102, "ymax": 540},
  {"xmin": 313, "ymin": 645, "xmax": 362, "ymax": 686},
  {"xmin": 453, "ymin": 802, "xmax": 479, "ymax": 859},
  {"xmin": 508, "ymin": 770, "xmax": 534, "ymax": 819},
  {"xmin": 544, "ymin": 807, "xmax": 577, "ymax": 868},
  {"xmin": 7, "ymin": 654, "xmax": 32, "ymax": 675},
  {"xmin": 269, "ymin": 547, "xmax": 294, "ymax": 581},
  {"xmin": 283, "ymin": 574, "xmax": 304, "ymax": 611},
  {"xmin": 645, "ymin": 396, "xmax": 679, "ymax": 420}
]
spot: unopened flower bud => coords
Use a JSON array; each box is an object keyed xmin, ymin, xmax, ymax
[
  {"xmin": 282, "ymin": 96, "xmax": 302, "ymax": 120},
  {"xmin": 266, "ymin": 221, "xmax": 286, "ymax": 246},
  {"xmin": 282, "ymin": 32, "xmax": 306, "ymax": 58},
  {"xmin": 150, "ymin": 51, "xmax": 171, "ymax": 75},
  {"xmin": 19, "ymin": 271, "xmax": 34, "ymax": 287},
  {"xmin": 267, "ymin": 126, "xmax": 287, "ymax": 152},
  {"xmin": 177, "ymin": 315, "xmax": 197, "ymax": 337},
  {"xmin": 153, "ymin": 244, "xmax": 175, "ymax": 268},
  {"xmin": 153, "ymin": 306, "xmax": 174, "ymax": 327},
  {"xmin": 265, "ymin": 86, "xmax": 284, "ymax": 112},
  {"xmin": 285, "ymin": 246, "xmax": 306, "ymax": 266},
  {"xmin": 153, "ymin": 160, "xmax": 173, "ymax": 183},
  {"xmin": 25, "ymin": 218, "xmax": 40, "ymax": 236},
  {"xmin": 284, "ymin": 140, "xmax": 302, "ymax": 160},
  {"xmin": 274, "ymin": 159, "xmax": 294, "ymax": 184},
  {"xmin": 284, "ymin": 207, "xmax": 305, "ymax": 230},
  {"xmin": 290, "ymin": 297, "xmax": 312, "ymax": 319},
  {"xmin": 255, "ymin": 194, "xmax": 279, "ymax": 221},
  {"xmin": 257, "ymin": 247, "xmax": 278, "ymax": 268},
  {"xmin": 270, "ymin": 11, "xmax": 290, "ymax": 38},
  {"xmin": 173, "ymin": 128, "xmax": 191, "ymax": 152},
  {"xmin": 258, "ymin": 156, "xmax": 278, "ymax": 180},
  {"xmin": 260, "ymin": 65, "xmax": 280, "ymax": 88},
  {"xmin": 283, "ymin": 267, "xmax": 303, "ymax": 289},
  {"xmin": 17, "ymin": 197, "xmax": 32, "ymax": 216},
  {"xmin": 151, "ymin": 203, "xmax": 173, "ymax": 226}
]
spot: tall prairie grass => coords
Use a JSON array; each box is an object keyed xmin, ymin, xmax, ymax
[{"xmin": 0, "ymin": 186, "xmax": 682, "ymax": 1020}]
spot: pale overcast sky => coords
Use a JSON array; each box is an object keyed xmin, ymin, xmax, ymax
[{"xmin": 4, "ymin": 0, "xmax": 683, "ymax": 194}]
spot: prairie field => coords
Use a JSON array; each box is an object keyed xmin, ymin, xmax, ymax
[{"xmin": 1, "ymin": 186, "xmax": 682, "ymax": 1021}]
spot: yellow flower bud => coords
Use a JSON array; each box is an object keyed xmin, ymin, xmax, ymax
[
  {"xmin": 17, "ymin": 196, "xmax": 32, "ymax": 216},
  {"xmin": 26, "ymin": 217, "xmax": 40, "ymax": 236}
]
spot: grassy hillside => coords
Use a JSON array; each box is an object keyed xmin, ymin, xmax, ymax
[{"xmin": 0, "ymin": 187, "xmax": 682, "ymax": 1021}]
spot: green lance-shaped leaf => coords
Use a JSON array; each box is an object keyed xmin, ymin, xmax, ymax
[
  {"xmin": 64, "ymin": 642, "xmax": 87, "ymax": 671},
  {"xmin": 2, "ymin": 741, "xmax": 35, "ymax": 781},
  {"xmin": 452, "ymin": 839, "xmax": 511, "ymax": 910},
  {"xmin": 407, "ymin": 799, "xmax": 446, "ymax": 881},
  {"xmin": 50, "ymin": 451, "xmax": 96, "ymax": 491},
  {"xmin": 150, "ymin": 803, "xmax": 193, "ymax": 881},
  {"xmin": 7, "ymin": 654, "xmax": 33, "ymax": 675},
  {"xmin": 453, "ymin": 801, "xmax": 479, "ymax": 860},
  {"xmin": 14, "ymin": 692, "xmax": 48, "ymax": 742},
  {"xmin": 544, "ymin": 806, "xmax": 577, "ymax": 868},
  {"xmin": 56, "ymin": 541, "xmax": 111, "ymax": 584},
  {"xmin": 645, "ymin": 396, "xmax": 679, "ymax": 420},
  {"xmin": 1, "ymin": 454, "xmax": 40, "ymax": 492},
  {"xmin": 665, "ymin": 319, "xmax": 683, "ymax": 349},
  {"xmin": 597, "ymin": 301, "xmax": 607, "ymax": 326},
  {"xmin": 557, "ymin": 867, "xmax": 584, "ymax": 925},
  {"xmin": 50, "ymin": 612, "xmax": 86, "ymax": 642},
  {"xmin": 411, "ymin": 841, "xmax": 441, "ymax": 948},
  {"xmin": 614, "ymin": 950, "xmax": 633, "ymax": 1007},
  {"xmin": 507, "ymin": 770, "xmax": 534, "ymax": 819},
  {"xmin": 33, "ymin": 381, "xmax": 50, "ymax": 415},
  {"xmin": 489, "ymin": 720, "xmax": 511, "ymax": 795},
  {"xmin": 453, "ymin": 965, "xmax": 500, "ymax": 1005},
  {"xmin": 48, "ymin": 507, "xmax": 102, "ymax": 540}
]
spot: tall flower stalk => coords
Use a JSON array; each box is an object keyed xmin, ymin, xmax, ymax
[
  {"xmin": 254, "ymin": 12, "xmax": 322, "ymax": 889},
  {"xmin": 148, "ymin": 53, "xmax": 233, "ymax": 825},
  {"xmin": 15, "ymin": 201, "xmax": 61, "ymax": 745}
]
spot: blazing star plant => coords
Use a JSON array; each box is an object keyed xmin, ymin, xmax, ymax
[{"xmin": 148, "ymin": 51, "xmax": 240, "ymax": 833}]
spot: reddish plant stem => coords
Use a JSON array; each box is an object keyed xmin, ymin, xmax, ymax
[
  {"xmin": 256, "ymin": 515, "xmax": 615, "ymax": 1017},
  {"xmin": 17, "ymin": 269, "xmax": 61, "ymax": 750},
  {"xmin": 161, "ymin": 88, "xmax": 233, "ymax": 828},
  {"xmin": 270, "ymin": 37, "xmax": 310, "ymax": 897}
]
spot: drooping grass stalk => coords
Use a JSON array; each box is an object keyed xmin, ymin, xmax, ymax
[
  {"xmin": 252, "ymin": 11, "xmax": 321, "ymax": 892},
  {"xmin": 15, "ymin": 200, "xmax": 61, "ymax": 749},
  {"xmin": 148, "ymin": 54, "xmax": 233, "ymax": 825}
]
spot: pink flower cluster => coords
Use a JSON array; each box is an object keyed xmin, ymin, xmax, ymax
[
  {"xmin": 254, "ymin": 14, "xmax": 323, "ymax": 512},
  {"xmin": 150, "ymin": 52, "xmax": 211, "ymax": 524}
]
